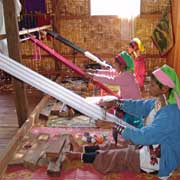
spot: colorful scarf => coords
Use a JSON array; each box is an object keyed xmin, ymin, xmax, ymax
[
  {"xmin": 153, "ymin": 64, "xmax": 180, "ymax": 109},
  {"xmin": 116, "ymin": 51, "xmax": 134, "ymax": 72}
]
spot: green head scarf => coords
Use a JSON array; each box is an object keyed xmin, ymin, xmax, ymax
[
  {"xmin": 118, "ymin": 51, "xmax": 134, "ymax": 72},
  {"xmin": 153, "ymin": 64, "xmax": 180, "ymax": 109}
]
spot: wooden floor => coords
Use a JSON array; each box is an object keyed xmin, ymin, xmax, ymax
[{"xmin": 0, "ymin": 90, "xmax": 43, "ymax": 154}]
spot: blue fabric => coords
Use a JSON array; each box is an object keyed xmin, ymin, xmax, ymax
[
  {"xmin": 120, "ymin": 99, "xmax": 155, "ymax": 128},
  {"xmin": 122, "ymin": 99, "xmax": 155, "ymax": 117},
  {"xmin": 123, "ymin": 113, "xmax": 143, "ymax": 128},
  {"xmin": 83, "ymin": 152, "xmax": 97, "ymax": 163},
  {"xmin": 84, "ymin": 145, "xmax": 100, "ymax": 153},
  {"xmin": 121, "ymin": 99, "xmax": 180, "ymax": 177}
]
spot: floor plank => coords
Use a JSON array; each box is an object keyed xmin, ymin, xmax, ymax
[{"xmin": 0, "ymin": 90, "xmax": 43, "ymax": 157}]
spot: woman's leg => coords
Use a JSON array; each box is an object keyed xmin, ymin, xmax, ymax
[
  {"xmin": 93, "ymin": 145, "xmax": 140, "ymax": 174},
  {"xmin": 66, "ymin": 151, "xmax": 98, "ymax": 163},
  {"xmin": 66, "ymin": 144, "xmax": 140, "ymax": 175}
]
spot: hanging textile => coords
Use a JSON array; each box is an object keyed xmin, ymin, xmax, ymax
[
  {"xmin": 24, "ymin": 0, "xmax": 46, "ymax": 13},
  {"xmin": 151, "ymin": 2, "xmax": 174, "ymax": 56},
  {"xmin": 19, "ymin": 15, "xmax": 39, "ymax": 39},
  {"xmin": 37, "ymin": 15, "xmax": 51, "ymax": 26}
]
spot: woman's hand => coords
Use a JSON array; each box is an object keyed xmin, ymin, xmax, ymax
[
  {"xmin": 86, "ymin": 68, "xmax": 97, "ymax": 73},
  {"xmin": 84, "ymin": 72, "xmax": 93, "ymax": 80},
  {"xmin": 97, "ymin": 99, "xmax": 116, "ymax": 110}
]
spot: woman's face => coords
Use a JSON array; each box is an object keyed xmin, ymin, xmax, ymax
[
  {"xmin": 127, "ymin": 45, "xmax": 134, "ymax": 55},
  {"xmin": 113, "ymin": 60, "xmax": 126, "ymax": 72},
  {"xmin": 149, "ymin": 79, "xmax": 164, "ymax": 97}
]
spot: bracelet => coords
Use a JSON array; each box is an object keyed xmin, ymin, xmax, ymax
[
  {"xmin": 115, "ymin": 100, "xmax": 123, "ymax": 109},
  {"xmin": 114, "ymin": 123, "xmax": 125, "ymax": 135}
]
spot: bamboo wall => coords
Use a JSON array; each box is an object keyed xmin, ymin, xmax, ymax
[
  {"xmin": 19, "ymin": 0, "xmax": 171, "ymax": 76},
  {"xmin": 54, "ymin": 0, "xmax": 170, "ymax": 76}
]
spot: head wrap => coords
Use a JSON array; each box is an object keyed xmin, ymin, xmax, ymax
[
  {"xmin": 115, "ymin": 51, "xmax": 134, "ymax": 72},
  {"xmin": 130, "ymin": 37, "xmax": 145, "ymax": 53},
  {"xmin": 152, "ymin": 64, "xmax": 180, "ymax": 109}
]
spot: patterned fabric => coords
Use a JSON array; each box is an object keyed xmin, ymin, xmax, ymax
[
  {"xmin": 151, "ymin": 7, "xmax": 174, "ymax": 56},
  {"xmin": 149, "ymin": 145, "xmax": 161, "ymax": 165}
]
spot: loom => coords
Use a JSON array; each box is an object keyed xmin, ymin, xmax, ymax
[
  {"xmin": 29, "ymin": 36, "xmax": 118, "ymax": 97},
  {"xmin": 0, "ymin": 52, "xmax": 129, "ymax": 126}
]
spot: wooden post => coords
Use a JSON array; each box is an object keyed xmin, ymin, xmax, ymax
[
  {"xmin": 52, "ymin": 0, "xmax": 62, "ymax": 75},
  {"xmin": 167, "ymin": 0, "xmax": 180, "ymax": 77},
  {"xmin": 3, "ymin": 0, "xmax": 29, "ymax": 127}
]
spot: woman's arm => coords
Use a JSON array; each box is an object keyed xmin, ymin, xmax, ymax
[
  {"xmin": 121, "ymin": 99, "xmax": 155, "ymax": 117},
  {"xmin": 122, "ymin": 107, "xmax": 174, "ymax": 145}
]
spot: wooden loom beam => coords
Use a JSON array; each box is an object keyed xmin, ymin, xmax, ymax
[
  {"xmin": 46, "ymin": 30, "xmax": 112, "ymax": 68},
  {"xmin": 0, "ymin": 34, "xmax": 6, "ymax": 40},
  {"xmin": 0, "ymin": 25, "xmax": 52, "ymax": 41},
  {"xmin": 19, "ymin": 25, "xmax": 52, "ymax": 36},
  {"xmin": 29, "ymin": 36, "xmax": 118, "ymax": 97}
]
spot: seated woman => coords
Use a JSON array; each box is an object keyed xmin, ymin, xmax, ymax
[
  {"xmin": 67, "ymin": 64, "xmax": 180, "ymax": 180},
  {"xmin": 86, "ymin": 51, "xmax": 143, "ymax": 128}
]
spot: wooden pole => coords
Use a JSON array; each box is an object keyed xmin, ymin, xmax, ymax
[
  {"xmin": 0, "ymin": 25, "xmax": 52, "ymax": 41},
  {"xmin": 19, "ymin": 25, "xmax": 52, "ymax": 36},
  {"xmin": 167, "ymin": 0, "xmax": 180, "ymax": 77},
  {"xmin": 3, "ymin": 0, "xmax": 29, "ymax": 127},
  {"xmin": 0, "ymin": 34, "xmax": 6, "ymax": 40}
]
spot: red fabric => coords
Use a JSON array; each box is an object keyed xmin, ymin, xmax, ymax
[
  {"xmin": 3, "ymin": 164, "xmax": 162, "ymax": 180},
  {"xmin": 37, "ymin": 15, "xmax": 52, "ymax": 41},
  {"xmin": 29, "ymin": 37, "xmax": 118, "ymax": 97},
  {"xmin": 37, "ymin": 15, "xmax": 51, "ymax": 27},
  {"xmin": 134, "ymin": 55, "xmax": 146, "ymax": 89}
]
